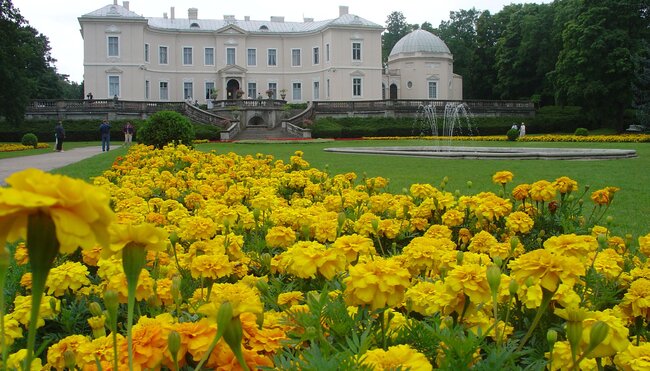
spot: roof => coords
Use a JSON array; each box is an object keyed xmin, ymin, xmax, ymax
[
  {"xmin": 81, "ymin": 3, "xmax": 382, "ymax": 33},
  {"xmin": 390, "ymin": 29, "xmax": 451, "ymax": 56}
]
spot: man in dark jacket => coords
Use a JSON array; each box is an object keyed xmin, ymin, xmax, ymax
[
  {"xmin": 100, "ymin": 119, "xmax": 111, "ymax": 151},
  {"xmin": 54, "ymin": 121, "xmax": 65, "ymax": 152}
]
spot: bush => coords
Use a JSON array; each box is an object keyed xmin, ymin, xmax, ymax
[
  {"xmin": 574, "ymin": 127, "xmax": 589, "ymax": 136},
  {"xmin": 137, "ymin": 111, "xmax": 195, "ymax": 149},
  {"xmin": 506, "ymin": 128, "xmax": 520, "ymax": 141},
  {"xmin": 21, "ymin": 133, "xmax": 38, "ymax": 148}
]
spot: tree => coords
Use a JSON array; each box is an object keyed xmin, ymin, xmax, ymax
[
  {"xmin": 382, "ymin": 11, "xmax": 413, "ymax": 62},
  {"xmin": 552, "ymin": 0, "xmax": 649, "ymax": 130}
]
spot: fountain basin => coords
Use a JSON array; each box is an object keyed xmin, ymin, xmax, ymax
[{"xmin": 324, "ymin": 146, "xmax": 637, "ymax": 160}]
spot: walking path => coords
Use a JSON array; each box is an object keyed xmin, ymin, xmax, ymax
[{"xmin": 0, "ymin": 146, "xmax": 119, "ymax": 186}]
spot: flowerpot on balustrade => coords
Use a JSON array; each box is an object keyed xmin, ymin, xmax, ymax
[{"xmin": 280, "ymin": 94, "xmax": 286, "ymax": 100}]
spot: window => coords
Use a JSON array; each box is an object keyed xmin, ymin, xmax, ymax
[
  {"xmin": 108, "ymin": 36, "xmax": 119, "ymax": 57},
  {"xmin": 291, "ymin": 49, "xmax": 301, "ymax": 67},
  {"xmin": 326, "ymin": 79, "xmax": 330, "ymax": 98},
  {"xmin": 160, "ymin": 81, "xmax": 169, "ymax": 100},
  {"xmin": 352, "ymin": 42, "xmax": 362, "ymax": 61},
  {"xmin": 159, "ymin": 46, "xmax": 168, "ymax": 64},
  {"xmin": 313, "ymin": 47, "xmax": 319, "ymax": 65},
  {"xmin": 145, "ymin": 80, "xmax": 150, "ymax": 99},
  {"xmin": 204, "ymin": 48, "xmax": 214, "ymax": 65},
  {"xmin": 108, "ymin": 75, "xmax": 120, "ymax": 97},
  {"xmin": 205, "ymin": 82, "xmax": 215, "ymax": 99},
  {"xmin": 268, "ymin": 82, "xmax": 277, "ymax": 99},
  {"xmin": 326, "ymin": 43, "xmax": 330, "ymax": 62},
  {"xmin": 352, "ymin": 78, "xmax": 362, "ymax": 97},
  {"xmin": 313, "ymin": 81, "xmax": 320, "ymax": 100},
  {"xmin": 144, "ymin": 43, "xmax": 149, "ymax": 62},
  {"xmin": 292, "ymin": 82, "xmax": 302, "ymax": 100},
  {"xmin": 267, "ymin": 49, "xmax": 277, "ymax": 66},
  {"xmin": 183, "ymin": 47, "xmax": 193, "ymax": 65},
  {"xmin": 247, "ymin": 49, "xmax": 256, "ymax": 66},
  {"xmin": 428, "ymin": 81, "xmax": 438, "ymax": 99},
  {"xmin": 183, "ymin": 82, "xmax": 193, "ymax": 100},
  {"xmin": 247, "ymin": 82, "xmax": 257, "ymax": 98},
  {"xmin": 226, "ymin": 47, "xmax": 236, "ymax": 65}
]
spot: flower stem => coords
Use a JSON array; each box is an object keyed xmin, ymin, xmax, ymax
[
  {"xmin": 0, "ymin": 247, "xmax": 10, "ymax": 371},
  {"xmin": 122, "ymin": 242, "xmax": 147, "ymax": 371},
  {"xmin": 516, "ymin": 288, "xmax": 555, "ymax": 352},
  {"xmin": 25, "ymin": 212, "xmax": 60, "ymax": 370}
]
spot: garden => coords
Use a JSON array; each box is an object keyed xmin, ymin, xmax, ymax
[{"xmin": 0, "ymin": 137, "xmax": 649, "ymax": 370}]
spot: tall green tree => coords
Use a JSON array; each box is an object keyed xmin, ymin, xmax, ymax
[
  {"xmin": 552, "ymin": 0, "xmax": 649, "ymax": 130},
  {"xmin": 0, "ymin": 0, "xmax": 61, "ymax": 124},
  {"xmin": 382, "ymin": 11, "xmax": 413, "ymax": 62}
]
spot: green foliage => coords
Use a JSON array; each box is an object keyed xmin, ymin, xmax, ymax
[
  {"xmin": 506, "ymin": 128, "xmax": 519, "ymax": 141},
  {"xmin": 138, "ymin": 111, "xmax": 195, "ymax": 149},
  {"xmin": 574, "ymin": 127, "xmax": 589, "ymax": 136},
  {"xmin": 382, "ymin": 11, "xmax": 414, "ymax": 62},
  {"xmin": 21, "ymin": 132, "xmax": 38, "ymax": 147}
]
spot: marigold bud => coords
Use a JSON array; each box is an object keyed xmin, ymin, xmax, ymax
[
  {"xmin": 510, "ymin": 236, "xmax": 520, "ymax": 251},
  {"xmin": 486, "ymin": 265, "xmax": 502, "ymax": 295},
  {"xmin": 547, "ymin": 329, "xmax": 557, "ymax": 348},
  {"xmin": 456, "ymin": 251, "xmax": 464, "ymax": 265},
  {"xmin": 171, "ymin": 276, "xmax": 182, "ymax": 302},
  {"xmin": 467, "ymin": 181, "xmax": 473, "ymax": 188},
  {"xmin": 217, "ymin": 301, "xmax": 235, "ymax": 330},
  {"xmin": 64, "ymin": 350, "xmax": 77, "ymax": 370},
  {"xmin": 89, "ymin": 302, "xmax": 103, "ymax": 317},
  {"xmin": 588, "ymin": 321, "xmax": 609, "ymax": 351},
  {"xmin": 167, "ymin": 330, "xmax": 182, "ymax": 358},
  {"xmin": 509, "ymin": 279, "xmax": 519, "ymax": 296}
]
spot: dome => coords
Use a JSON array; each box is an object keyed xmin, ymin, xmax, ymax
[{"xmin": 389, "ymin": 29, "xmax": 451, "ymax": 56}]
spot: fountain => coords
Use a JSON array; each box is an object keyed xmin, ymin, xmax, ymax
[{"xmin": 325, "ymin": 102, "xmax": 637, "ymax": 160}]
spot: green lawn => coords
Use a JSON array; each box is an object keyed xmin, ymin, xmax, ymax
[
  {"xmin": 41, "ymin": 139, "xmax": 650, "ymax": 238},
  {"xmin": 0, "ymin": 141, "xmax": 101, "ymax": 159}
]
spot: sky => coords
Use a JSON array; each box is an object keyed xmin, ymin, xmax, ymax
[{"xmin": 14, "ymin": 0, "xmax": 550, "ymax": 83}]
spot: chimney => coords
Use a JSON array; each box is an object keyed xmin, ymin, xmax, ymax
[
  {"xmin": 113, "ymin": 0, "xmax": 117, "ymax": 5},
  {"xmin": 270, "ymin": 16, "xmax": 284, "ymax": 23},
  {"xmin": 170, "ymin": 7, "xmax": 175, "ymax": 20},
  {"xmin": 339, "ymin": 6, "xmax": 348, "ymax": 16},
  {"xmin": 303, "ymin": 17, "xmax": 314, "ymax": 23},
  {"xmin": 224, "ymin": 15, "xmax": 235, "ymax": 21},
  {"xmin": 122, "ymin": 1, "xmax": 129, "ymax": 10},
  {"xmin": 188, "ymin": 8, "xmax": 198, "ymax": 20},
  {"xmin": 244, "ymin": 16, "xmax": 250, "ymax": 21},
  {"xmin": 163, "ymin": 12, "xmax": 168, "ymax": 19}
]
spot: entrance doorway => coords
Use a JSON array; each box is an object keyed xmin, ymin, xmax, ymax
[
  {"xmin": 226, "ymin": 79, "xmax": 240, "ymax": 100},
  {"xmin": 389, "ymin": 83, "xmax": 398, "ymax": 100}
]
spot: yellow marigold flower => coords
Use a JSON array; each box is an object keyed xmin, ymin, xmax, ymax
[
  {"xmin": 105, "ymin": 270, "xmax": 155, "ymax": 303},
  {"xmin": 179, "ymin": 215, "xmax": 218, "ymax": 241},
  {"xmin": 210, "ymin": 344, "xmax": 274, "ymax": 370},
  {"xmin": 77, "ymin": 333, "xmax": 127, "ymax": 368},
  {"xmin": 405, "ymin": 281, "xmax": 438, "ymax": 316},
  {"xmin": 13, "ymin": 242, "xmax": 28, "ymax": 265},
  {"xmin": 265, "ymin": 226, "xmax": 296, "ymax": 248},
  {"xmin": 82, "ymin": 244, "xmax": 102, "ymax": 266},
  {"xmin": 512, "ymin": 183, "xmax": 531, "ymax": 201},
  {"xmin": 361, "ymin": 344, "xmax": 432, "ymax": 371},
  {"xmin": 619, "ymin": 278, "xmax": 650, "ymax": 320},
  {"xmin": 11, "ymin": 294, "xmax": 59, "ymax": 328},
  {"xmin": 508, "ymin": 249, "xmax": 585, "ymax": 292},
  {"xmin": 423, "ymin": 224, "xmax": 453, "ymax": 239},
  {"xmin": 505, "ymin": 211, "xmax": 534, "ymax": 234},
  {"xmin": 581, "ymin": 309, "xmax": 629, "ymax": 358},
  {"xmin": 474, "ymin": 192, "xmax": 512, "ymax": 221},
  {"xmin": 552, "ymin": 283, "xmax": 581, "ymax": 309},
  {"xmin": 591, "ymin": 225, "xmax": 609, "ymax": 238},
  {"xmin": 492, "ymin": 170, "xmax": 513, "ymax": 185},
  {"xmin": 45, "ymin": 261, "xmax": 91, "ymax": 297},
  {"xmin": 20, "ymin": 272, "xmax": 32, "ymax": 289},
  {"xmin": 591, "ymin": 248, "xmax": 624, "ymax": 280},
  {"xmin": 2, "ymin": 314, "xmax": 23, "ymax": 347},
  {"xmin": 119, "ymin": 316, "xmax": 168, "ymax": 371},
  {"xmin": 467, "ymin": 230, "xmax": 499, "ymax": 255},
  {"xmin": 410, "ymin": 183, "xmax": 437, "ymax": 199},
  {"xmin": 552, "ymin": 176, "xmax": 578, "ymax": 194},
  {"xmin": 517, "ymin": 282, "xmax": 543, "ymax": 309},
  {"xmin": 277, "ymin": 291, "xmax": 305, "ymax": 307},
  {"xmin": 331, "ymin": 234, "xmax": 376, "ymax": 263},
  {"xmin": 105, "ymin": 222, "xmax": 168, "ymax": 259},
  {"xmin": 354, "ymin": 212, "xmax": 381, "ymax": 237},
  {"xmin": 546, "ymin": 341, "xmax": 597, "ymax": 371},
  {"xmin": 313, "ymin": 213, "xmax": 339, "ymax": 242},
  {"xmin": 274, "ymin": 241, "xmax": 346, "ymax": 280},
  {"xmin": 6, "ymin": 349, "xmax": 42, "ymax": 371},
  {"xmin": 441, "ymin": 209, "xmax": 465, "ymax": 227},
  {"xmin": 46, "ymin": 334, "xmax": 90, "ymax": 370},
  {"xmin": 530, "ymin": 180, "xmax": 556, "ymax": 202},
  {"xmin": 0, "ymin": 168, "xmax": 114, "ymax": 253},
  {"xmin": 614, "ymin": 342, "xmax": 650, "ymax": 370},
  {"xmin": 167, "ymin": 318, "xmax": 216, "ymax": 368},
  {"xmin": 445, "ymin": 263, "xmax": 491, "ymax": 304},
  {"xmin": 199, "ymin": 282, "xmax": 263, "ymax": 318},
  {"xmin": 639, "ymin": 232, "xmax": 650, "ymax": 256},
  {"xmin": 189, "ymin": 253, "xmax": 233, "ymax": 280},
  {"xmin": 402, "ymin": 236, "xmax": 457, "ymax": 274},
  {"xmin": 343, "ymin": 256, "xmax": 411, "ymax": 310},
  {"xmin": 544, "ymin": 233, "xmax": 598, "ymax": 261}
]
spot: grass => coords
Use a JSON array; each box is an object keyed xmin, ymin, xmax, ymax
[{"xmin": 16, "ymin": 138, "xmax": 649, "ymax": 238}]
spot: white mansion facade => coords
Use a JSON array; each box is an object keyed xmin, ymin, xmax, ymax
[{"xmin": 79, "ymin": 1, "xmax": 462, "ymax": 103}]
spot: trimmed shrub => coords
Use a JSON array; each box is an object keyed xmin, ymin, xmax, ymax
[
  {"xmin": 574, "ymin": 128, "xmax": 589, "ymax": 136},
  {"xmin": 138, "ymin": 111, "xmax": 195, "ymax": 149},
  {"xmin": 506, "ymin": 128, "xmax": 520, "ymax": 141},
  {"xmin": 21, "ymin": 133, "xmax": 38, "ymax": 148}
]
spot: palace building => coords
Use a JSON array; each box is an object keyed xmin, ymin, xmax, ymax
[{"xmin": 79, "ymin": 1, "xmax": 462, "ymax": 103}]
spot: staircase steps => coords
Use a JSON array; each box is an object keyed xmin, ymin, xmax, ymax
[{"xmin": 235, "ymin": 126, "xmax": 287, "ymax": 140}]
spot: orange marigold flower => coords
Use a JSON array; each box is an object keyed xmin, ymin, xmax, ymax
[
  {"xmin": 361, "ymin": 344, "xmax": 432, "ymax": 371},
  {"xmin": 512, "ymin": 183, "xmax": 531, "ymax": 201},
  {"xmin": 552, "ymin": 176, "xmax": 578, "ymax": 194}
]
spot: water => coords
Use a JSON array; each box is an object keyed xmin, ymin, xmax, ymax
[{"xmin": 413, "ymin": 102, "xmax": 477, "ymax": 150}]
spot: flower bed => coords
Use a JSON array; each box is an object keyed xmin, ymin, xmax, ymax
[
  {"xmin": 0, "ymin": 143, "xmax": 50, "ymax": 152},
  {"xmin": 364, "ymin": 134, "xmax": 650, "ymax": 142},
  {"xmin": 0, "ymin": 144, "xmax": 649, "ymax": 369}
]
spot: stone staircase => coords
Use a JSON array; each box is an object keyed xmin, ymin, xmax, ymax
[{"xmin": 235, "ymin": 125, "xmax": 288, "ymax": 140}]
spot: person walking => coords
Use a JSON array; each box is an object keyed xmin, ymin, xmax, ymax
[
  {"xmin": 54, "ymin": 121, "xmax": 65, "ymax": 152},
  {"xmin": 123, "ymin": 121, "xmax": 134, "ymax": 146},
  {"xmin": 100, "ymin": 119, "xmax": 111, "ymax": 151}
]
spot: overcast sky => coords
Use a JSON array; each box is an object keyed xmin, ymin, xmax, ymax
[{"xmin": 14, "ymin": 0, "xmax": 550, "ymax": 83}]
